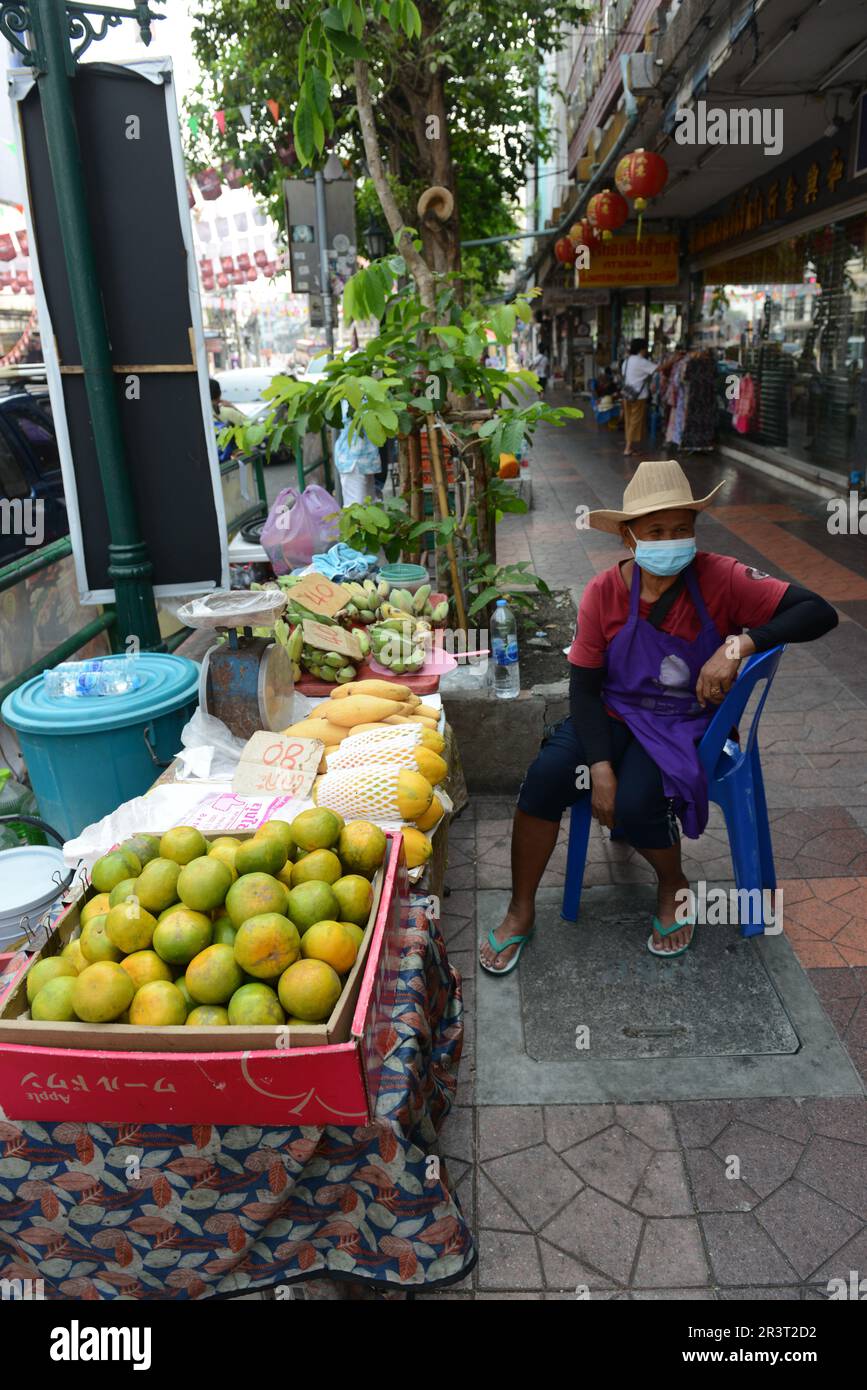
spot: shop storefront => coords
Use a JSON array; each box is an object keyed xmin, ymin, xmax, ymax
[{"xmin": 688, "ymin": 112, "xmax": 867, "ymax": 477}]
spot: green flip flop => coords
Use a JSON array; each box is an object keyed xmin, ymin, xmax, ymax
[
  {"xmin": 647, "ymin": 916, "xmax": 696, "ymax": 959},
  {"xmin": 480, "ymin": 926, "xmax": 535, "ymax": 976}
]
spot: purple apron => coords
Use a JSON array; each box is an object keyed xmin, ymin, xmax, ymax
[{"xmin": 603, "ymin": 562, "xmax": 723, "ymax": 838}]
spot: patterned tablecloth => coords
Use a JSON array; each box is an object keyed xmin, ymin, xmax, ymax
[{"xmin": 0, "ymin": 908, "xmax": 474, "ymax": 1299}]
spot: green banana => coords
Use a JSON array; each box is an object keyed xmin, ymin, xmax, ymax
[{"xmin": 412, "ymin": 584, "xmax": 432, "ymax": 614}]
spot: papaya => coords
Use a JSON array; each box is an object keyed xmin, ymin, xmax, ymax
[
  {"xmin": 414, "ymin": 793, "xmax": 444, "ymax": 832},
  {"xmin": 281, "ymin": 718, "xmax": 348, "ymax": 745}
]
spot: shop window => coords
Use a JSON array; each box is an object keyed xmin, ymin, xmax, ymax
[{"xmin": 697, "ymin": 213, "xmax": 867, "ymax": 472}]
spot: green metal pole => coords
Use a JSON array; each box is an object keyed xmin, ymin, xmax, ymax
[{"xmin": 28, "ymin": 0, "xmax": 163, "ymax": 651}]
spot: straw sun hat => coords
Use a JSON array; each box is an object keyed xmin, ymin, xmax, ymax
[{"xmin": 586, "ymin": 459, "xmax": 725, "ymax": 534}]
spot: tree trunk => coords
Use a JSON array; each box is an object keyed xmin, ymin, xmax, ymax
[
  {"xmin": 353, "ymin": 60, "xmax": 436, "ymax": 315},
  {"xmin": 401, "ymin": 67, "xmax": 461, "ymax": 277}
]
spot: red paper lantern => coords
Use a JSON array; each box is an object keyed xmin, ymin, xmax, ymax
[
  {"xmin": 237, "ymin": 253, "xmax": 251, "ymax": 271},
  {"xmin": 568, "ymin": 218, "xmax": 600, "ymax": 248},
  {"xmin": 554, "ymin": 236, "xmax": 577, "ymax": 265},
  {"xmin": 220, "ymin": 255, "xmax": 234, "ymax": 273},
  {"xmin": 254, "ymin": 249, "xmax": 268, "ymax": 268},
  {"xmin": 0, "ymin": 234, "xmax": 15, "ymax": 262},
  {"xmin": 216, "ymin": 273, "xmax": 229, "ymax": 289},
  {"xmin": 16, "ymin": 230, "xmax": 28, "ymax": 257},
  {"xmin": 614, "ymin": 149, "xmax": 668, "ymax": 240},
  {"xmin": 246, "ymin": 268, "xmax": 257, "ymax": 282},
  {"xmin": 587, "ymin": 190, "xmax": 628, "ymax": 240}
]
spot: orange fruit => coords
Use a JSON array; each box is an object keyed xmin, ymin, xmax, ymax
[
  {"xmin": 300, "ymin": 920, "xmax": 357, "ymax": 975},
  {"xmin": 232, "ymin": 913, "xmax": 301, "ymax": 981},
  {"xmin": 277, "ymin": 959, "xmax": 342, "ymax": 1022}
]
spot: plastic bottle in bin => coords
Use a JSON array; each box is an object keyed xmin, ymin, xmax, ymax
[
  {"xmin": 490, "ymin": 599, "xmax": 520, "ymax": 699},
  {"xmin": 44, "ymin": 656, "xmax": 141, "ymax": 698}
]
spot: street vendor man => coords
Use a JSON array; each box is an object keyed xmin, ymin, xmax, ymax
[{"xmin": 480, "ymin": 458, "xmax": 838, "ymax": 973}]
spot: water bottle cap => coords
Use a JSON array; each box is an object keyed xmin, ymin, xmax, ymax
[{"xmin": 496, "ymin": 599, "xmax": 507, "ymax": 606}]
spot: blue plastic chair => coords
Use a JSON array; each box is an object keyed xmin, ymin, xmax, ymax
[
  {"xmin": 561, "ymin": 646, "xmax": 785, "ymax": 936},
  {"xmin": 589, "ymin": 378, "xmax": 622, "ymax": 429}
]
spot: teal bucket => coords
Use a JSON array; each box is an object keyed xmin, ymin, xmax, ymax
[{"xmin": 1, "ymin": 654, "xmax": 199, "ymax": 842}]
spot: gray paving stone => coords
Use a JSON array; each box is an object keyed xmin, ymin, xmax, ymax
[
  {"xmin": 711, "ymin": 1121, "xmax": 803, "ymax": 1199},
  {"xmin": 717, "ymin": 1287, "xmax": 802, "ymax": 1300},
  {"xmin": 538, "ymin": 1238, "xmax": 614, "ymax": 1293},
  {"xmin": 478, "ymin": 1105, "xmax": 545, "ymax": 1160},
  {"xmin": 615, "ymin": 1103, "xmax": 680, "ymax": 1150},
  {"xmin": 673, "ymin": 1101, "xmax": 735, "ymax": 1147},
  {"xmin": 476, "ymin": 1229, "xmax": 545, "ymax": 1290},
  {"xmin": 477, "ymin": 1170, "xmax": 529, "ymax": 1232},
  {"xmin": 730, "ymin": 1099, "xmax": 813, "ymax": 1144},
  {"xmin": 796, "ymin": 1135, "xmax": 867, "ymax": 1219},
  {"xmin": 632, "ymin": 1288, "xmax": 716, "ymax": 1300},
  {"xmin": 543, "ymin": 1104, "xmax": 615, "ymax": 1152},
  {"xmin": 684, "ymin": 1149, "xmax": 760, "ymax": 1213},
  {"xmin": 633, "ymin": 1151, "xmax": 694, "ymax": 1217},
  {"xmin": 562, "ymin": 1125, "xmax": 653, "ymax": 1204},
  {"xmin": 802, "ymin": 1098, "xmax": 867, "ymax": 1144},
  {"xmin": 755, "ymin": 1180, "xmax": 863, "ymax": 1278},
  {"xmin": 485, "ymin": 1143, "xmax": 584, "ymax": 1230},
  {"xmin": 439, "ymin": 1105, "xmax": 474, "ymax": 1165},
  {"xmin": 540, "ymin": 1188, "xmax": 643, "ymax": 1285},
  {"xmin": 812, "ymin": 1227, "xmax": 867, "ymax": 1284},
  {"xmin": 633, "ymin": 1218, "xmax": 709, "ymax": 1288},
  {"xmin": 702, "ymin": 1213, "xmax": 800, "ymax": 1286}
]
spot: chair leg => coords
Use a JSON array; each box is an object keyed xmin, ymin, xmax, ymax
[
  {"xmin": 562, "ymin": 799, "xmax": 592, "ymax": 923},
  {"xmin": 720, "ymin": 785, "xmax": 767, "ymax": 938},
  {"xmin": 750, "ymin": 745, "xmax": 776, "ymax": 891}
]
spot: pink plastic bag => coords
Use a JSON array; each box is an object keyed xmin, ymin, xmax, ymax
[{"xmin": 260, "ymin": 485, "xmax": 341, "ymax": 573}]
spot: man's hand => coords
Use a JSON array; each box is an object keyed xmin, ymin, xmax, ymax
[
  {"xmin": 695, "ymin": 634, "xmax": 755, "ymax": 707},
  {"xmin": 590, "ymin": 761, "xmax": 617, "ymax": 829}
]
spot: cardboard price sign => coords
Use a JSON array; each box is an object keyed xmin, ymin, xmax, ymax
[
  {"xmin": 232, "ymin": 732, "xmax": 323, "ymax": 797},
  {"xmin": 288, "ymin": 573, "xmax": 348, "ymax": 618},
  {"xmin": 301, "ymin": 619, "xmax": 362, "ymax": 662}
]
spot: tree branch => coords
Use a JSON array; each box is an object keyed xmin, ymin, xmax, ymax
[{"xmin": 353, "ymin": 58, "xmax": 436, "ymax": 315}]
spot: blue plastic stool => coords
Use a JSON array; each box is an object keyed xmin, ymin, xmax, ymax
[{"xmin": 561, "ymin": 646, "xmax": 785, "ymax": 936}]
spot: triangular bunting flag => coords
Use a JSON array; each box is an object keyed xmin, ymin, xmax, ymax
[
  {"xmin": 214, "ymin": 110, "xmax": 226, "ymax": 134},
  {"xmin": 267, "ymin": 99, "xmax": 280, "ymax": 123},
  {"xmin": 239, "ymin": 104, "xmax": 252, "ymax": 127},
  {"xmin": 188, "ymin": 115, "xmax": 199, "ymax": 136}
]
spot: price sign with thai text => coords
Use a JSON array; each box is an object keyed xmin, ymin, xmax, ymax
[
  {"xmin": 301, "ymin": 619, "xmax": 362, "ymax": 662},
  {"xmin": 232, "ymin": 733, "xmax": 323, "ymax": 797},
  {"xmin": 289, "ymin": 573, "xmax": 348, "ymax": 618}
]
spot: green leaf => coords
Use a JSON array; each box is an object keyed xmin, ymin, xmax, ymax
[
  {"xmin": 468, "ymin": 585, "xmax": 500, "ymax": 616},
  {"xmin": 322, "ymin": 6, "xmax": 345, "ymax": 29},
  {"xmin": 293, "ymin": 101, "xmax": 315, "ymax": 166},
  {"xmin": 328, "ymin": 27, "xmax": 367, "ymax": 58}
]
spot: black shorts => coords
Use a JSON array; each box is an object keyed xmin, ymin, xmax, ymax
[{"xmin": 517, "ymin": 717, "xmax": 679, "ymax": 850}]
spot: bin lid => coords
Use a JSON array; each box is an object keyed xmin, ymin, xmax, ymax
[
  {"xmin": 1, "ymin": 653, "xmax": 199, "ymax": 735},
  {"xmin": 0, "ymin": 844, "xmax": 68, "ymax": 939}
]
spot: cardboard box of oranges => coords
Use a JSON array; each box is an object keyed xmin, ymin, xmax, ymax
[{"xmin": 0, "ymin": 819, "xmax": 408, "ymax": 1125}]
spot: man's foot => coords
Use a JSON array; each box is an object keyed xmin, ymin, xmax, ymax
[
  {"xmin": 479, "ymin": 905, "xmax": 534, "ymax": 973},
  {"xmin": 651, "ymin": 875, "xmax": 692, "ymax": 953}
]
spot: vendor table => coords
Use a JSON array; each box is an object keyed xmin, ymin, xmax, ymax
[{"xmin": 0, "ymin": 908, "xmax": 475, "ymax": 1298}]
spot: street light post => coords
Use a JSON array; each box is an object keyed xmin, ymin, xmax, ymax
[{"xmin": 1, "ymin": 0, "xmax": 166, "ymax": 650}]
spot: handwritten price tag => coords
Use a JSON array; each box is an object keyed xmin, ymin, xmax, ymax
[
  {"xmin": 232, "ymin": 733, "xmax": 323, "ymax": 798},
  {"xmin": 301, "ymin": 619, "xmax": 363, "ymax": 662},
  {"xmin": 288, "ymin": 573, "xmax": 348, "ymax": 618}
]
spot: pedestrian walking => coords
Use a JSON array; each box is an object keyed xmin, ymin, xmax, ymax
[
  {"xmin": 333, "ymin": 401, "xmax": 382, "ymax": 506},
  {"xmin": 532, "ymin": 347, "xmax": 550, "ymax": 394},
  {"xmin": 478, "ymin": 458, "xmax": 838, "ymax": 974},
  {"xmin": 621, "ymin": 339, "xmax": 657, "ymax": 457}
]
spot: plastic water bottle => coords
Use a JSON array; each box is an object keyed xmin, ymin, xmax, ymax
[
  {"xmin": 0, "ymin": 768, "xmax": 44, "ymax": 845},
  {"xmin": 490, "ymin": 599, "xmax": 520, "ymax": 699},
  {"xmin": 44, "ymin": 656, "xmax": 141, "ymax": 699}
]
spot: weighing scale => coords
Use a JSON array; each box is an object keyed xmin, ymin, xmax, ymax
[{"xmin": 177, "ymin": 591, "xmax": 296, "ymax": 740}]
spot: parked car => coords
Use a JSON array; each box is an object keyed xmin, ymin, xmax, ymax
[{"xmin": 0, "ymin": 381, "xmax": 67, "ymax": 568}]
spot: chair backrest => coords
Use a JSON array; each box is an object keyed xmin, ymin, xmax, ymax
[{"xmin": 699, "ymin": 645, "xmax": 785, "ymax": 780}]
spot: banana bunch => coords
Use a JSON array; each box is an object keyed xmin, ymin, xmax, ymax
[
  {"xmin": 338, "ymin": 577, "xmax": 385, "ymax": 625},
  {"xmin": 273, "ymin": 617, "xmax": 304, "ymax": 683},
  {"xmin": 370, "ymin": 618, "xmax": 429, "ymax": 675},
  {"xmin": 299, "ymin": 629, "xmax": 359, "ymax": 685},
  {"xmin": 384, "ymin": 584, "xmax": 449, "ymax": 624}
]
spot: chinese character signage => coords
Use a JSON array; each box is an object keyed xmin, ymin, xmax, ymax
[
  {"xmin": 578, "ymin": 234, "xmax": 679, "ymax": 288},
  {"xmin": 688, "ymin": 123, "xmax": 855, "ymax": 257}
]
